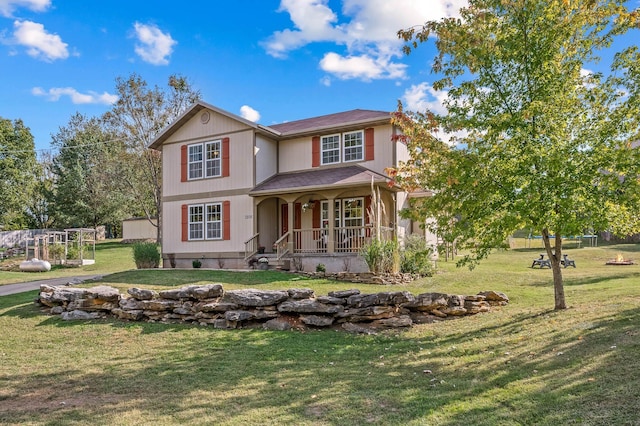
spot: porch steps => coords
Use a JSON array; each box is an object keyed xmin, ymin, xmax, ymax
[{"xmin": 248, "ymin": 253, "xmax": 291, "ymax": 271}]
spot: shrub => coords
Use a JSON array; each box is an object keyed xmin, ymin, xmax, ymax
[
  {"xmin": 360, "ymin": 239, "xmax": 399, "ymax": 274},
  {"xmin": 192, "ymin": 259, "xmax": 202, "ymax": 268},
  {"xmin": 400, "ymin": 234, "xmax": 433, "ymax": 276},
  {"xmin": 316, "ymin": 263, "xmax": 326, "ymax": 273},
  {"xmin": 132, "ymin": 242, "xmax": 161, "ymax": 269}
]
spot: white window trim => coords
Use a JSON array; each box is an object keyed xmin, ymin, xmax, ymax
[
  {"xmin": 187, "ymin": 140, "xmax": 222, "ymax": 181},
  {"xmin": 342, "ymin": 130, "xmax": 364, "ymax": 163},
  {"xmin": 188, "ymin": 204, "xmax": 204, "ymax": 240},
  {"xmin": 320, "ymin": 133, "xmax": 341, "ymax": 165},
  {"xmin": 188, "ymin": 202, "xmax": 223, "ymax": 241},
  {"xmin": 188, "ymin": 144, "xmax": 203, "ymax": 181},
  {"xmin": 205, "ymin": 202, "xmax": 223, "ymax": 240},
  {"xmin": 320, "ymin": 197, "xmax": 364, "ymax": 228},
  {"xmin": 205, "ymin": 140, "xmax": 222, "ymax": 178},
  {"xmin": 342, "ymin": 197, "xmax": 364, "ymax": 227}
]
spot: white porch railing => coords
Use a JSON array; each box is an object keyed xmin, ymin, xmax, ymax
[
  {"xmin": 290, "ymin": 226, "xmax": 395, "ymax": 254},
  {"xmin": 244, "ymin": 233, "xmax": 260, "ymax": 260},
  {"xmin": 274, "ymin": 232, "xmax": 290, "ymax": 260},
  {"xmin": 292, "ymin": 228, "xmax": 328, "ymax": 253}
]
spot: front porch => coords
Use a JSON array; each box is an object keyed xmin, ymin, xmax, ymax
[
  {"xmin": 246, "ymin": 225, "xmax": 394, "ymax": 259},
  {"xmin": 245, "ymin": 165, "xmax": 399, "ymax": 265}
]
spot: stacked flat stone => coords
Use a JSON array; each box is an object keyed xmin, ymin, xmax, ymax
[{"xmin": 37, "ymin": 284, "xmax": 509, "ymax": 333}]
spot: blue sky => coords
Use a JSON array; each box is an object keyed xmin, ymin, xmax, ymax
[{"xmin": 0, "ymin": 0, "xmax": 637, "ymax": 153}]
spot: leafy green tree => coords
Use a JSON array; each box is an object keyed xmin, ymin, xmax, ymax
[
  {"xmin": 103, "ymin": 73, "xmax": 200, "ymax": 244},
  {"xmin": 0, "ymin": 117, "xmax": 38, "ymax": 229},
  {"xmin": 24, "ymin": 152, "xmax": 55, "ymax": 229},
  {"xmin": 51, "ymin": 113, "xmax": 130, "ymax": 229},
  {"xmin": 392, "ymin": 0, "xmax": 640, "ymax": 309}
]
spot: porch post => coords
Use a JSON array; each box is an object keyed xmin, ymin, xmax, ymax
[
  {"xmin": 327, "ymin": 197, "xmax": 335, "ymax": 253},
  {"xmin": 287, "ymin": 201, "xmax": 295, "ymax": 253},
  {"xmin": 253, "ymin": 199, "xmax": 258, "ymax": 241}
]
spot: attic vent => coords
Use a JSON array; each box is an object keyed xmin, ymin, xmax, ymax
[{"xmin": 200, "ymin": 111, "xmax": 210, "ymax": 124}]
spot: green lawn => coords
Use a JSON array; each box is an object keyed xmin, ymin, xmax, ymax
[
  {"xmin": 1, "ymin": 242, "xmax": 639, "ymax": 425},
  {"xmin": 0, "ymin": 240, "xmax": 136, "ymax": 285}
]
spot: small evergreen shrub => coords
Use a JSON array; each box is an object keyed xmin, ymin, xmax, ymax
[
  {"xmin": 316, "ymin": 263, "xmax": 326, "ymax": 273},
  {"xmin": 192, "ymin": 259, "xmax": 202, "ymax": 268},
  {"xmin": 132, "ymin": 242, "xmax": 161, "ymax": 269}
]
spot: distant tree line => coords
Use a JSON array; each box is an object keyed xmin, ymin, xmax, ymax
[{"xmin": 0, "ymin": 73, "xmax": 200, "ymax": 243}]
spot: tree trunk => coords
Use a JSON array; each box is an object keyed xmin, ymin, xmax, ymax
[{"xmin": 542, "ymin": 229, "xmax": 566, "ymax": 310}]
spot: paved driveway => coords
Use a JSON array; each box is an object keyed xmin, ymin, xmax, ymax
[{"xmin": 0, "ymin": 275, "xmax": 104, "ymax": 297}]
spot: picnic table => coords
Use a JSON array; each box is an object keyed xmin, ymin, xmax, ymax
[
  {"xmin": 531, "ymin": 254, "xmax": 551, "ymax": 268},
  {"xmin": 531, "ymin": 253, "xmax": 576, "ymax": 268}
]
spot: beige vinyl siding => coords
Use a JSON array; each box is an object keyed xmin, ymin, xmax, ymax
[
  {"xmin": 395, "ymin": 130, "xmax": 410, "ymax": 164},
  {"xmin": 166, "ymin": 109, "xmax": 254, "ymax": 143},
  {"xmin": 255, "ymin": 135, "xmax": 278, "ymax": 184},
  {"xmin": 279, "ymin": 124, "xmax": 395, "ymax": 174},
  {"xmin": 122, "ymin": 218, "xmax": 157, "ymax": 240},
  {"xmin": 162, "ymin": 129, "xmax": 255, "ymax": 197},
  {"xmin": 278, "ymin": 137, "xmax": 312, "ymax": 173},
  {"xmin": 162, "ymin": 195, "xmax": 254, "ymax": 255}
]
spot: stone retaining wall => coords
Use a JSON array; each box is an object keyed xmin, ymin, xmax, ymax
[{"xmin": 37, "ymin": 284, "xmax": 509, "ymax": 333}]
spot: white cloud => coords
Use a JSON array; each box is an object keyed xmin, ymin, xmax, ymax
[
  {"xmin": 320, "ymin": 75, "xmax": 332, "ymax": 87},
  {"xmin": 320, "ymin": 51, "xmax": 406, "ymax": 81},
  {"xmin": 32, "ymin": 86, "xmax": 118, "ymax": 105},
  {"xmin": 402, "ymin": 82, "xmax": 448, "ymax": 115},
  {"xmin": 240, "ymin": 105, "xmax": 260, "ymax": 122},
  {"xmin": 263, "ymin": 0, "xmax": 343, "ymax": 58},
  {"xmin": 264, "ymin": 0, "xmax": 467, "ymax": 81},
  {"xmin": 0, "ymin": 0, "xmax": 50, "ymax": 17},
  {"xmin": 12, "ymin": 20, "xmax": 68, "ymax": 61},
  {"xmin": 133, "ymin": 22, "xmax": 176, "ymax": 65},
  {"xmin": 402, "ymin": 82, "xmax": 468, "ymax": 145}
]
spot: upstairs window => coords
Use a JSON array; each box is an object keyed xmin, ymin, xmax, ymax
[
  {"xmin": 318, "ymin": 131, "xmax": 365, "ymax": 166},
  {"xmin": 343, "ymin": 130, "xmax": 363, "ymax": 162},
  {"xmin": 188, "ymin": 145, "xmax": 203, "ymax": 180},
  {"xmin": 205, "ymin": 141, "xmax": 221, "ymax": 177},
  {"xmin": 321, "ymin": 134, "xmax": 341, "ymax": 165},
  {"xmin": 188, "ymin": 140, "xmax": 222, "ymax": 180}
]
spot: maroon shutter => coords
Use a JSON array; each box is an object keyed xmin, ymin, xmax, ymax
[
  {"xmin": 281, "ymin": 204, "xmax": 289, "ymax": 234},
  {"xmin": 312, "ymin": 136, "xmax": 320, "ymax": 167},
  {"xmin": 181, "ymin": 204, "xmax": 188, "ymax": 241},
  {"xmin": 222, "ymin": 137, "xmax": 230, "ymax": 177},
  {"xmin": 312, "ymin": 201, "xmax": 320, "ymax": 228},
  {"xmin": 365, "ymin": 128, "xmax": 374, "ymax": 161},
  {"xmin": 181, "ymin": 145, "xmax": 188, "ymax": 182},
  {"xmin": 223, "ymin": 201, "xmax": 231, "ymax": 240}
]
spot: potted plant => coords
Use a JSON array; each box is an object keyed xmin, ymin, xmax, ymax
[{"xmin": 258, "ymin": 257, "xmax": 269, "ymax": 270}]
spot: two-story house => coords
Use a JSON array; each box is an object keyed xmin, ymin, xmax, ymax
[{"xmin": 149, "ymin": 101, "xmax": 429, "ymax": 272}]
